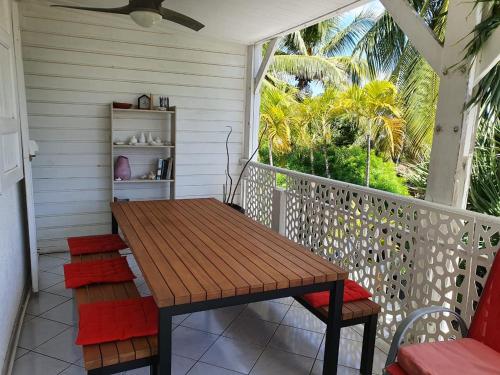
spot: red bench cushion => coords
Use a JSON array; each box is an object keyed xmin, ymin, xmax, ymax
[
  {"xmin": 76, "ymin": 296, "xmax": 158, "ymax": 345},
  {"xmin": 64, "ymin": 257, "xmax": 135, "ymax": 288},
  {"xmin": 398, "ymin": 338, "xmax": 500, "ymax": 375},
  {"xmin": 68, "ymin": 234, "xmax": 128, "ymax": 255},
  {"xmin": 302, "ymin": 279, "xmax": 372, "ymax": 308},
  {"xmin": 386, "ymin": 363, "xmax": 407, "ymax": 375}
]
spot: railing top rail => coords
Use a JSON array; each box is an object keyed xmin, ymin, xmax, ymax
[{"xmin": 247, "ymin": 161, "xmax": 500, "ymax": 225}]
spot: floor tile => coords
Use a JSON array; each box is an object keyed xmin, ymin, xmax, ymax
[
  {"xmin": 281, "ymin": 307, "xmax": 326, "ymax": 333},
  {"xmin": 223, "ymin": 316, "xmax": 278, "ymax": 347},
  {"xmin": 19, "ymin": 316, "xmax": 68, "ymax": 350},
  {"xmin": 173, "ymin": 313, "xmax": 190, "ymax": 326},
  {"xmin": 250, "ymin": 348, "xmax": 314, "ymax": 375},
  {"xmin": 241, "ymin": 301, "xmax": 289, "ymax": 323},
  {"xmin": 181, "ymin": 307, "xmax": 242, "ymax": 334},
  {"xmin": 38, "ymin": 255, "xmax": 67, "ymax": 272},
  {"xmin": 41, "ymin": 300, "xmax": 77, "ymax": 325},
  {"xmin": 171, "ymin": 355, "xmax": 197, "ymax": 375},
  {"xmin": 311, "ymin": 360, "xmax": 360, "ymax": 375},
  {"xmin": 15, "ymin": 347, "xmax": 29, "ymax": 359},
  {"xmin": 39, "ymin": 271, "xmax": 65, "ymax": 290},
  {"xmin": 172, "ymin": 326, "xmax": 218, "ymax": 360},
  {"xmin": 268, "ymin": 325, "xmax": 323, "ymax": 358},
  {"xmin": 189, "ymin": 362, "xmax": 244, "ymax": 375},
  {"xmin": 271, "ymin": 297, "xmax": 294, "ymax": 305},
  {"xmin": 342, "ymin": 327, "xmax": 363, "ymax": 342},
  {"xmin": 44, "ymin": 281, "xmax": 74, "ymax": 298},
  {"xmin": 291, "ymin": 300, "xmax": 305, "ymax": 309},
  {"xmin": 45, "ymin": 252, "xmax": 71, "ymax": 261},
  {"xmin": 12, "ymin": 351, "xmax": 69, "ymax": 375},
  {"xmin": 59, "ymin": 364, "xmax": 86, "ymax": 375},
  {"xmin": 26, "ymin": 291, "xmax": 69, "ymax": 316},
  {"xmin": 34, "ymin": 326, "xmax": 81, "ymax": 363},
  {"xmin": 201, "ymin": 336, "xmax": 263, "ymax": 374}
]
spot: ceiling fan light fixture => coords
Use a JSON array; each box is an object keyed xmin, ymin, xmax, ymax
[{"xmin": 130, "ymin": 10, "xmax": 162, "ymax": 27}]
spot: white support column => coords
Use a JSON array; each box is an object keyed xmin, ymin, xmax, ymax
[
  {"xmin": 271, "ymin": 187, "xmax": 287, "ymax": 235},
  {"xmin": 473, "ymin": 26, "xmax": 500, "ymax": 86},
  {"xmin": 243, "ymin": 44, "xmax": 263, "ymax": 160},
  {"xmin": 425, "ymin": 0, "xmax": 482, "ymax": 207},
  {"xmin": 379, "ymin": 0, "xmax": 443, "ymax": 74},
  {"xmin": 254, "ymin": 37, "xmax": 280, "ymax": 94}
]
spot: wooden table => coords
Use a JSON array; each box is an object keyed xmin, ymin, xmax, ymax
[{"xmin": 111, "ymin": 198, "xmax": 348, "ymax": 375}]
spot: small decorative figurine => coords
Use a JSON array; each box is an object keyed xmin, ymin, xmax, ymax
[
  {"xmin": 147, "ymin": 171, "xmax": 156, "ymax": 180},
  {"xmin": 138, "ymin": 94, "xmax": 151, "ymax": 110},
  {"xmin": 129, "ymin": 135, "xmax": 138, "ymax": 145},
  {"xmin": 147, "ymin": 132, "xmax": 154, "ymax": 145},
  {"xmin": 154, "ymin": 137, "xmax": 162, "ymax": 144},
  {"xmin": 139, "ymin": 132, "xmax": 146, "ymax": 144}
]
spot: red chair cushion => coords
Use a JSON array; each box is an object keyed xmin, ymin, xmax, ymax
[
  {"xmin": 68, "ymin": 234, "xmax": 128, "ymax": 255},
  {"xmin": 63, "ymin": 257, "xmax": 135, "ymax": 289},
  {"xmin": 76, "ymin": 296, "xmax": 158, "ymax": 345},
  {"xmin": 398, "ymin": 338, "xmax": 500, "ymax": 375},
  {"xmin": 386, "ymin": 363, "xmax": 407, "ymax": 375},
  {"xmin": 468, "ymin": 251, "xmax": 500, "ymax": 352},
  {"xmin": 302, "ymin": 279, "xmax": 372, "ymax": 308}
]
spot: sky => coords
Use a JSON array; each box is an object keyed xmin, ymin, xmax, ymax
[{"xmin": 307, "ymin": 0, "xmax": 385, "ymax": 96}]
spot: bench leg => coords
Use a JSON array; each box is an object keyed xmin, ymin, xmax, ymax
[
  {"xmin": 150, "ymin": 360, "xmax": 158, "ymax": 375},
  {"xmin": 157, "ymin": 309, "xmax": 172, "ymax": 375},
  {"xmin": 360, "ymin": 314, "xmax": 378, "ymax": 375},
  {"xmin": 323, "ymin": 280, "xmax": 344, "ymax": 375}
]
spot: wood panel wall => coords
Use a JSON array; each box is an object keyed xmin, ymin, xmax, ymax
[{"xmin": 20, "ymin": 4, "xmax": 246, "ymax": 252}]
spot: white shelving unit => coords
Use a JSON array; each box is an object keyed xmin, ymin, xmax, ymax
[{"xmin": 110, "ymin": 104, "xmax": 176, "ymax": 201}]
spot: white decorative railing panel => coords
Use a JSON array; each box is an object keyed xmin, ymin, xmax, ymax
[{"xmin": 243, "ymin": 161, "xmax": 500, "ymax": 348}]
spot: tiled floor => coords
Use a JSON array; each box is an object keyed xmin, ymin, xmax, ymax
[{"xmin": 13, "ymin": 253, "xmax": 387, "ymax": 375}]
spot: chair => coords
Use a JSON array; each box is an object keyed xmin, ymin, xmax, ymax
[{"xmin": 385, "ymin": 251, "xmax": 500, "ymax": 375}]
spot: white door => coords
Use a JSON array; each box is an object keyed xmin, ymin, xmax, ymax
[{"xmin": 0, "ymin": 0, "xmax": 39, "ymax": 291}]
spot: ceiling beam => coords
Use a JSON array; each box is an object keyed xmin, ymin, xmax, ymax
[
  {"xmin": 254, "ymin": 37, "xmax": 280, "ymax": 94},
  {"xmin": 473, "ymin": 26, "xmax": 500, "ymax": 86},
  {"xmin": 379, "ymin": 0, "xmax": 443, "ymax": 75}
]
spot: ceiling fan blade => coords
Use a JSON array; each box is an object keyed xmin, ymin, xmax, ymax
[
  {"xmin": 159, "ymin": 7, "xmax": 204, "ymax": 31},
  {"xmin": 51, "ymin": 5, "xmax": 132, "ymax": 15}
]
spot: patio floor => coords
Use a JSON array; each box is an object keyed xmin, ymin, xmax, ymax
[{"xmin": 12, "ymin": 253, "xmax": 387, "ymax": 375}]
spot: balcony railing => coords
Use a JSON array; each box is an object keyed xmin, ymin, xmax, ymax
[{"xmin": 242, "ymin": 161, "xmax": 500, "ymax": 350}]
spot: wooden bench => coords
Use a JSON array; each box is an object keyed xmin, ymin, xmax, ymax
[
  {"xmin": 294, "ymin": 295, "xmax": 381, "ymax": 375},
  {"xmin": 71, "ymin": 252, "xmax": 158, "ymax": 375}
]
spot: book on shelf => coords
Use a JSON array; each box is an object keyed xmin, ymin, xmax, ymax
[
  {"xmin": 159, "ymin": 157, "xmax": 173, "ymax": 180},
  {"xmin": 156, "ymin": 158, "xmax": 163, "ymax": 180}
]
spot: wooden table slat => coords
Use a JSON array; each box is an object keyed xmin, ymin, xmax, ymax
[
  {"xmin": 179, "ymin": 199, "xmax": 300, "ymax": 289},
  {"xmin": 204, "ymin": 198, "xmax": 346, "ymax": 280},
  {"xmin": 143, "ymin": 201, "xmax": 239, "ymax": 298},
  {"xmin": 111, "ymin": 199, "xmax": 348, "ymax": 308}
]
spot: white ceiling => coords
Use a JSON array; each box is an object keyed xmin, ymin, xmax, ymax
[{"xmin": 47, "ymin": 0, "xmax": 366, "ymax": 44}]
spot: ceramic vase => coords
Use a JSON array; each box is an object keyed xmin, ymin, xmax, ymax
[{"xmin": 114, "ymin": 156, "xmax": 131, "ymax": 180}]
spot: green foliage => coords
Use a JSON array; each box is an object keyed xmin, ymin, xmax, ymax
[{"xmin": 261, "ymin": 144, "xmax": 409, "ymax": 196}]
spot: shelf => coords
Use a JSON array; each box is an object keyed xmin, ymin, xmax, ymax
[
  {"xmin": 113, "ymin": 144, "xmax": 175, "ymax": 148},
  {"xmin": 114, "ymin": 179, "xmax": 174, "ymax": 183},
  {"xmin": 112, "ymin": 108, "xmax": 174, "ymax": 114}
]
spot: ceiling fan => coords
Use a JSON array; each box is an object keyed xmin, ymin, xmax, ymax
[{"xmin": 51, "ymin": 0, "xmax": 205, "ymax": 30}]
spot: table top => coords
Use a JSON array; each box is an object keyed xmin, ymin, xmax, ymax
[{"xmin": 111, "ymin": 198, "xmax": 347, "ymax": 308}]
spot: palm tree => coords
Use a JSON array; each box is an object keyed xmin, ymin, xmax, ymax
[
  {"xmin": 268, "ymin": 11, "xmax": 376, "ymax": 92},
  {"xmin": 295, "ymin": 88, "xmax": 341, "ymax": 177},
  {"xmin": 259, "ymin": 82, "xmax": 297, "ymax": 166},
  {"xmin": 354, "ymin": 0, "xmax": 447, "ymax": 163},
  {"xmin": 338, "ymin": 80, "xmax": 405, "ymax": 186}
]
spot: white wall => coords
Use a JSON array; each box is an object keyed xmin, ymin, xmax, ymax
[
  {"xmin": 20, "ymin": 4, "xmax": 247, "ymax": 252},
  {"xmin": 0, "ymin": 183, "xmax": 28, "ymax": 371}
]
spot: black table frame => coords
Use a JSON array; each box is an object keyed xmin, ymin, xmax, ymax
[
  {"xmin": 110, "ymin": 213, "xmax": 345, "ymax": 375},
  {"xmin": 156, "ymin": 279, "xmax": 344, "ymax": 375}
]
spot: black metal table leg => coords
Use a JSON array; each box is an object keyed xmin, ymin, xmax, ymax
[
  {"xmin": 360, "ymin": 314, "xmax": 377, "ymax": 374},
  {"xmin": 322, "ymin": 279, "xmax": 344, "ymax": 375},
  {"xmin": 111, "ymin": 213, "xmax": 118, "ymax": 234},
  {"xmin": 157, "ymin": 309, "xmax": 172, "ymax": 375}
]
